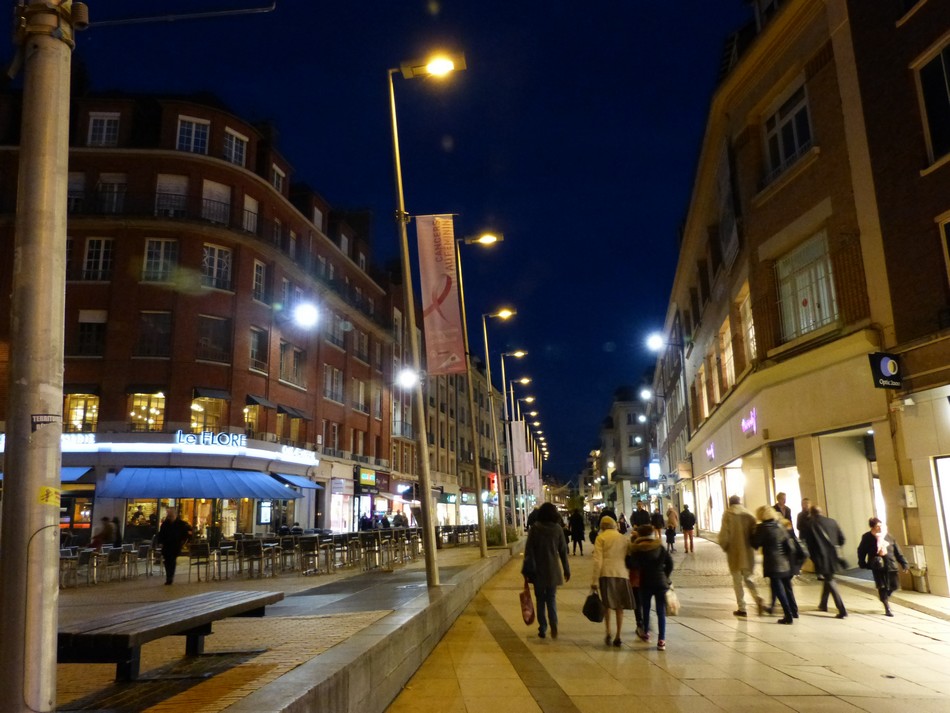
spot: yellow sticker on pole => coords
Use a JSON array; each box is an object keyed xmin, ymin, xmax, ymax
[{"xmin": 38, "ymin": 486, "xmax": 61, "ymax": 507}]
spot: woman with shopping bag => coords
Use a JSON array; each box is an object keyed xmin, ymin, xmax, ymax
[{"xmin": 522, "ymin": 502, "xmax": 570, "ymax": 639}]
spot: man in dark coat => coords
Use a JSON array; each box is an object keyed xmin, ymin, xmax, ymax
[
  {"xmin": 522, "ymin": 502, "xmax": 570, "ymax": 639},
  {"xmin": 632, "ymin": 501, "xmax": 651, "ymax": 527},
  {"xmin": 679, "ymin": 504, "xmax": 696, "ymax": 553},
  {"xmin": 568, "ymin": 509, "xmax": 586, "ymax": 556},
  {"xmin": 156, "ymin": 507, "xmax": 192, "ymax": 585},
  {"xmin": 803, "ymin": 505, "xmax": 847, "ymax": 618}
]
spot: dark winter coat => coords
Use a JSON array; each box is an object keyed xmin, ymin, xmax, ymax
[
  {"xmin": 804, "ymin": 513, "xmax": 846, "ymax": 575},
  {"xmin": 679, "ymin": 508, "xmax": 696, "ymax": 530},
  {"xmin": 627, "ymin": 536, "xmax": 673, "ymax": 590},
  {"xmin": 632, "ymin": 508, "xmax": 651, "ymax": 527},
  {"xmin": 568, "ymin": 512, "xmax": 585, "ymax": 541},
  {"xmin": 857, "ymin": 531, "xmax": 907, "ymax": 573},
  {"xmin": 650, "ymin": 511, "xmax": 665, "ymax": 529},
  {"xmin": 157, "ymin": 517, "xmax": 192, "ymax": 557},
  {"xmin": 751, "ymin": 519, "xmax": 793, "ymax": 577},
  {"xmin": 522, "ymin": 521, "xmax": 570, "ymax": 589}
]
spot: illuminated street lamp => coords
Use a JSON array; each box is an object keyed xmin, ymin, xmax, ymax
[
  {"xmin": 483, "ymin": 307, "xmax": 515, "ymax": 543},
  {"xmin": 388, "ymin": 50, "xmax": 466, "ymax": 586},
  {"xmin": 291, "ymin": 302, "xmax": 319, "ymax": 329},
  {"xmin": 499, "ymin": 348, "xmax": 527, "ymax": 529}
]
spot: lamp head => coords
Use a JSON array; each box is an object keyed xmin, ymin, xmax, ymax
[
  {"xmin": 399, "ymin": 52, "xmax": 467, "ymax": 80},
  {"xmin": 516, "ymin": 377, "xmax": 531, "ymax": 385},
  {"xmin": 640, "ymin": 388, "xmax": 653, "ymax": 401},
  {"xmin": 292, "ymin": 302, "xmax": 319, "ymax": 329},
  {"xmin": 489, "ymin": 307, "xmax": 516, "ymax": 320},
  {"xmin": 523, "ymin": 396, "xmax": 535, "ymax": 403},
  {"xmin": 464, "ymin": 232, "xmax": 504, "ymax": 246},
  {"xmin": 396, "ymin": 368, "xmax": 420, "ymax": 390},
  {"xmin": 646, "ymin": 333, "xmax": 666, "ymax": 352}
]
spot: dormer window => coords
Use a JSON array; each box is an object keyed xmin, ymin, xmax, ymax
[
  {"xmin": 177, "ymin": 116, "xmax": 209, "ymax": 154},
  {"xmin": 88, "ymin": 112, "xmax": 119, "ymax": 147},
  {"xmin": 223, "ymin": 128, "xmax": 248, "ymax": 167},
  {"xmin": 271, "ymin": 165, "xmax": 285, "ymax": 193}
]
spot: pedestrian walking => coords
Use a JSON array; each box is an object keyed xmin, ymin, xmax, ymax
[
  {"xmin": 568, "ymin": 509, "xmax": 586, "ymax": 555},
  {"xmin": 90, "ymin": 517, "xmax": 114, "ymax": 551},
  {"xmin": 803, "ymin": 505, "xmax": 848, "ymax": 618},
  {"xmin": 718, "ymin": 494, "xmax": 764, "ymax": 617},
  {"xmin": 751, "ymin": 506, "xmax": 799, "ymax": 624},
  {"xmin": 857, "ymin": 517, "xmax": 908, "ymax": 617},
  {"xmin": 680, "ymin": 504, "xmax": 696, "ymax": 553},
  {"xmin": 665, "ymin": 506, "xmax": 679, "ymax": 552},
  {"xmin": 522, "ymin": 502, "xmax": 571, "ymax": 639},
  {"xmin": 628, "ymin": 524, "xmax": 673, "ymax": 650},
  {"xmin": 632, "ymin": 501, "xmax": 651, "ymax": 528},
  {"xmin": 591, "ymin": 515, "xmax": 634, "ymax": 647},
  {"xmin": 796, "ymin": 497, "xmax": 812, "ymax": 539},
  {"xmin": 156, "ymin": 507, "xmax": 193, "ymax": 585},
  {"xmin": 650, "ymin": 507, "xmax": 665, "ymax": 539}
]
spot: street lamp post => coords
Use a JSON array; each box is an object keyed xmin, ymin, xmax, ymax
[
  {"xmin": 500, "ymin": 356, "xmax": 527, "ymax": 529},
  {"xmin": 388, "ymin": 52, "xmax": 466, "ymax": 586},
  {"xmin": 482, "ymin": 308, "xmax": 514, "ymax": 545}
]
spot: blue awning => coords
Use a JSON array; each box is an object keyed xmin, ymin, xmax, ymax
[
  {"xmin": 272, "ymin": 473, "xmax": 323, "ymax": 490},
  {"xmin": 0, "ymin": 467, "xmax": 92, "ymax": 483},
  {"xmin": 96, "ymin": 468, "xmax": 301, "ymax": 500}
]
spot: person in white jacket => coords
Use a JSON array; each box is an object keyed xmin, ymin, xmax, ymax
[{"xmin": 591, "ymin": 515, "xmax": 634, "ymax": 646}]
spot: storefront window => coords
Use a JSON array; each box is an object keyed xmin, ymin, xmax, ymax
[
  {"xmin": 190, "ymin": 396, "xmax": 226, "ymax": 432},
  {"xmin": 64, "ymin": 393, "xmax": 99, "ymax": 432},
  {"xmin": 244, "ymin": 404, "xmax": 261, "ymax": 436},
  {"xmin": 129, "ymin": 392, "xmax": 165, "ymax": 432}
]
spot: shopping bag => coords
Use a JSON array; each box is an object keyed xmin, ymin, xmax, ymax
[
  {"xmin": 583, "ymin": 591, "xmax": 604, "ymax": 622},
  {"xmin": 520, "ymin": 583, "xmax": 535, "ymax": 625},
  {"xmin": 665, "ymin": 586, "xmax": 681, "ymax": 616}
]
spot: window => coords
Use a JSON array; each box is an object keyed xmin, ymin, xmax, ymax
[
  {"xmin": 243, "ymin": 194, "xmax": 259, "ymax": 234},
  {"xmin": 201, "ymin": 244, "xmax": 232, "ymax": 289},
  {"xmin": 355, "ymin": 331, "xmax": 369, "ymax": 362},
  {"xmin": 775, "ymin": 230, "xmax": 839, "ymax": 342},
  {"xmin": 190, "ymin": 397, "xmax": 226, "ymax": 433},
  {"xmin": 920, "ymin": 44, "xmax": 950, "ymax": 162},
  {"xmin": 339, "ymin": 233, "xmax": 349, "ymax": 256},
  {"xmin": 281, "ymin": 278, "xmax": 292, "ymax": 308},
  {"xmin": 177, "ymin": 116, "xmax": 209, "ymax": 154},
  {"xmin": 289, "ymin": 230, "xmax": 297, "ymax": 261},
  {"xmin": 143, "ymin": 239, "xmax": 178, "ymax": 282},
  {"xmin": 374, "ymin": 341, "xmax": 382, "ymax": 370},
  {"xmin": 358, "ymin": 252, "xmax": 366, "ymax": 270},
  {"xmin": 76, "ymin": 309, "xmax": 107, "ymax": 356},
  {"xmin": 279, "ymin": 342, "xmax": 306, "ymax": 386},
  {"xmin": 67, "ymin": 172, "xmax": 85, "ymax": 213},
  {"xmin": 312, "ymin": 206, "xmax": 324, "ymax": 230},
  {"xmin": 272, "ymin": 217, "xmax": 282, "ymax": 246},
  {"xmin": 155, "ymin": 174, "xmax": 188, "ymax": 217},
  {"xmin": 373, "ymin": 387, "xmax": 382, "ymax": 419},
  {"xmin": 96, "ymin": 173, "xmax": 126, "ymax": 214},
  {"xmin": 719, "ymin": 317, "xmax": 735, "ymax": 392},
  {"xmin": 196, "ymin": 315, "xmax": 232, "ymax": 363},
  {"xmin": 88, "ymin": 112, "xmax": 119, "ymax": 147},
  {"xmin": 328, "ymin": 313, "xmax": 345, "ymax": 348},
  {"xmin": 249, "ymin": 327, "xmax": 268, "ymax": 371},
  {"xmin": 323, "ymin": 365, "xmax": 344, "ymax": 402},
  {"xmin": 244, "ymin": 404, "xmax": 261, "ymax": 435},
  {"xmin": 738, "ymin": 284, "xmax": 756, "ymax": 367},
  {"xmin": 252, "ymin": 260, "xmax": 268, "ymax": 302},
  {"xmin": 352, "ymin": 378, "xmax": 367, "ymax": 413},
  {"xmin": 696, "ymin": 365, "xmax": 709, "ymax": 421},
  {"xmin": 223, "ymin": 128, "xmax": 248, "ymax": 166},
  {"xmin": 763, "ymin": 84, "xmax": 812, "ymax": 184},
  {"xmin": 271, "ymin": 165, "xmax": 285, "ymax": 192},
  {"xmin": 64, "ymin": 393, "xmax": 99, "ymax": 432},
  {"xmin": 83, "ymin": 238, "xmax": 113, "ymax": 281},
  {"xmin": 317, "ymin": 255, "xmax": 327, "ymax": 278},
  {"xmin": 129, "ymin": 392, "xmax": 165, "ymax": 432},
  {"xmin": 201, "ymin": 179, "xmax": 231, "ymax": 224},
  {"xmin": 135, "ymin": 311, "xmax": 172, "ymax": 357}
]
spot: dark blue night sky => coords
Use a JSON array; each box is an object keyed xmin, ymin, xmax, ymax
[{"xmin": 5, "ymin": 1, "xmax": 752, "ymax": 481}]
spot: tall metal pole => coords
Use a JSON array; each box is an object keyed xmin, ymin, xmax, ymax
[
  {"xmin": 481, "ymin": 315, "xmax": 508, "ymax": 545},
  {"xmin": 388, "ymin": 68, "xmax": 439, "ymax": 586},
  {"xmin": 455, "ymin": 242, "xmax": 488, "ymax": 556},
  {"xmin": 500, "ymin": 361, "xmax": 521, "ymax": 530},
  {"xmin": 0, "ymin": 4, "xmax": 82, "ymax": 711}
]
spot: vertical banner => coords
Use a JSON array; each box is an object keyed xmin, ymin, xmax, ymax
[{"xmin": 416, "ymin": 214, "xmax": 467, "ymax": 375}]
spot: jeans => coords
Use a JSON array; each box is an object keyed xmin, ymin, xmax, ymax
[
  {"xmin": 640, "ymin": 585, "xmax": 667, "ymax": 640},
  {"xmin": 769, "ymin": 575, "xmax": 797, "ymax": 619},
  {"xmin": 533, "ymin": 584, "xmax": 558, "ymax": 634}
]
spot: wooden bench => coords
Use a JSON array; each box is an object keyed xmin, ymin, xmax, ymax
[{"xmin": 57, "ymin": 590, "xmax": 284, "ymax": 680}]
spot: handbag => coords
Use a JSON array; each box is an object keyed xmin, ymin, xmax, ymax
[
  {"xmin": 665, "ymin": 586, "xmax": 681, "ymax": 616},
  {"xmin": 870, "ymin": 555, "xmax": 884, "ymax": 570},
  {"xmin": 520, "ymin": 583, "xmax": 535, "ymax": 625},
  {"xmin": 583, "ymin": 590, "xmax": 605, "ymax": 622}
]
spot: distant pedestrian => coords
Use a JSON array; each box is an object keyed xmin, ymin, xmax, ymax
[
  {"xmin": 803, "ymin": 505, "xmax": 848, "ymax": 618},
  {"xmin": 773, "ymin": 492, "xmax": 792, "ymax": 522},
  {"xmin": 650, "ymin": 507, "xmax": 664, "ymax": 539},
  {"xmin": 568, "ymin": 509, "xmax": 586, "ymax": 555},
  {"xmin": 90, "ymin": 517, "xmax": 114, "ymax": 551},
  {"xmin": 617, "ymin": 513, "xmax": 629, "ymax": 535},
  {"xmin": 857, "ymin": 517, "xmax": 908, "ymax": 617},
  {"xmin": 591, "ymin": 515, "xmax": 634, "ymax": 647},
  {"xmin": 679, "ymin": 504, "xmax": 696, "ymax": 553},
  {"xmin": 665, "ymin": 506, "xmax": 679, "ymax": 552},
  {"xmin": 632, "ymin": 501, "xmax": 651, "ymax": 527},
  {"xmin": 719, "ymin": 495, "xmax": 764, "ymax": 617},
  {"xmin": 629, "ymin": 524, "xmax": 673, "ymax": 650},
  {"xmin": 156, "ymin": 507, "xmax": 192, "ymax": 585},
  {"xmin": 522, "ymin": 502, "xmax": 571, "ymax": 639},
  {"xmin": 796, "ymin": 498, "xmax": 812, "ymax": 539},
  {"xmin": 752, "ymin": 506, "xmax": 798, "ymax": 625},
  {"xmin": 381, "ymin": 514, "xmax": 391, "ymax": 529},
  {"xmin": 111, "ymin": 516, "xmax": 123, "ymax": 548}
]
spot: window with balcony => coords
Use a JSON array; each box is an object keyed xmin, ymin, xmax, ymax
[
  {"xmin": 196, "ymin": 315, "xmax": 232, "ymax": 363},
  {"xmin": 374, "ymin": 387, "xmax": 382, "ymax": 419},
  {"xmin": 223, "ymin": 128, "xmax": 248, "ymax": 166},
  {"xmin": 190, "ymin": 397, "xmax": 226, "ymax": 433},
  {"xmin": 920, "ymin": 42, "xmax": 950, "ymax": 162},
  {"xmin": 243, "ymin": 194, "xmax": 259, "ymax": 234},
  {"xmin": 355, "ymin": 331, "xmax": 369, "ymax": 362},
  {"xmin": 249, "ymin": 327, "xmax": 268, "ymax": 372},
  {"xmin": 201, "ymin": 244, "xmax": 232, "ymax": 290},
  {"xmin": 96, "ymin": 173, "xmax": 126, "ymax": 214},
  {"xmin": 352, "ymin": 378, "xmax": 368, "ymax": 413},
  {"xmin": 64, "ymin": 393, "xmax": 99, "ymax": 432},
  {"xmin": 719, "ymin": 317, "xmax": 735, "ymax": 392},
  {"xmin": 129, "ymin": 392, "xmax": 165, "ymax": 432},
  {"xmin": 83, "ymin": 238, "xmax": 113, "ymax": 281},
  {"xmin": 763, "ymin": 83, "xmax": 812, "ymax": 185},
  {"xmin": 327, "ymin": 313, "xmax": 345, "ymax": 348},
  {"xmin": 177, "ymin": 116, "xmax": 209, "ymax": 154},
  {"xmin": 279, "ymin": 342, "xmax": 306, "ymax": 387},
  {"xmin": 143, "ymin": 238, "xmax": 178, "ymax": 282},
  {"xmin": 201, "ymin": 179, "xmax": 231, "ymax": 224},
  {"xmin": 155, "ymin": 174, "xmax": 188, "ymax": 217},
  {"xmin": 135, "ymin": 311, "xmax": 172, "ymax": 357},
  {"xmin": 775, "ymin": 229, "xmax": 839, "ymax": 342},
  {"xmin": 88, "ymin": 112, "xmax": 120, "ymax": 147},
  {"xmin": 281, "ymin": 278, "xmax": 292, "ymax": 308},
  {"xmin": 67, "ymin": 172, "xmax": 85, "ymax": 213},
  {"xmin": 76, "ymin": 313, "xmax": 106, "ymax": 357},
  {"xmin": 323, "ymin": 365, "xmax": 344, "ymax": 402},
  {"xmin": 252, "ymin": 260, "xmax": 268, "ymax": 302}
]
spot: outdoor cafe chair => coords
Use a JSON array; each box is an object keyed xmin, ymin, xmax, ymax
[
  {"xmin": 240, "ymin": 539, "xmax": 266, "ymax": 578},
  {"xmin": 187, "ymin": 542, "xmax": 213, "ymax": 582}
]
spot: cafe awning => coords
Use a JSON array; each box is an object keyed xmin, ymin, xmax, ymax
[
  {"xmin": 246, "ymin": 394, "xmax": 276, "ymax": 408},
  {"xmin": 193, "ymin": 387, "xmax": 231, "ymax": 400},
  {"xmin": 0, "ymin": 467, "xmax": 92, "ymax": 483},
  {"xmin": 96, "ymin": 468, "xmax": 301, "ymax": 500},
  {"xmin": 277, "ymin": 404, "xmax": 309, "ymax": 420},
  {"xmin": 272, "ymin": 473, "xmax": 323, "ymax": 490}
]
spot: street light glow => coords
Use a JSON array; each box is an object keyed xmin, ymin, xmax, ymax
[
  {"xmin": 292, "ymin": 302, "xmax": 319, "ymax": 328},
  {"xmin": 491, "ymin": 308, "xmax": 515, "ymax": 320},
  {"xmin": 396, "ymin": 368, "xmax": 419, "ymax": 390},
  {"xmin": 640, "ymin": 388, "xmax": 653, "ymax": 401},
  {"xmin": 638, "ymin": 414, "xmax": 647, "ymax": 423},
  {"xmin": 523, "ymin": 396, "xmax": 535, "ymax": 403},
  {"xmin": 646, "ymin": 333, "xmax": 665, "ymax": 352},
  {"xmin": 516, "ymin": 377, "xmax": 531, "ymax": 385},
  {"xmin": 426, "ymin": 56, "xmax": 456, "ymax": 75}
]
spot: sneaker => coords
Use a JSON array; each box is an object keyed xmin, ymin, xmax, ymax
[
  {"xmin": 657, "ymin": 640, "xmax": 666, "ymax": 650},
  {"xmin": 733, "ymin": 610, "xmax": 747, "ymax": 617},
  {"xmin": 817, "ymin": 605, "xmax": 828, "ymax": 612},
  {"xmin": 636, "ymin": 628, "xmax": 650, "ymax": 642}
]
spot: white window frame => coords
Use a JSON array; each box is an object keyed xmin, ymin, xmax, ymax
[
  {"xmin": 177, "ymin": 115, "xmax": 210, "ymax": 154},
  {"xmin": 83, "ymin": 238, "xmax": 114, "ymax": 281},
  {"xmin": 143, "ymin": 238, "xmax": 178, "ymax": 282},
  {"xmin": 223, "ymin": 127, "xmax": 248, "ymax": 167},
  {"xmin": 253, "ymin": 260, "xmax": 267, "ymax": 302},
  {"xmin": 775, "ymin": 229, "xmax": 839, "ymax": 342},
  {"xmin": 763, "ymin": 80, "xmax": 812, "ymax": 184},
  {"xmin": 272, "ymin": 164, "xmax": 285, "ymax": 192},
  {"xmin": 88, "ymin": 111, "xmax": 119, "ymax": 147},
  {"xmin": 201, "ymin": 243, "xmax": 232, "ymax": 290}
]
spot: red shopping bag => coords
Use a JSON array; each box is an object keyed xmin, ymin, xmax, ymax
[{"xmin": 520, "ymin": 583, "xmax": 535, "ymax": 625}]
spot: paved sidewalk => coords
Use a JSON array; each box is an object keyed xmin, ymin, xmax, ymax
[{"xmin": 386, "ymin": 536, "xmax": 950, "ymax": 713}]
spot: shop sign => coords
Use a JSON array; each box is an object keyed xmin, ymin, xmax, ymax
[
  {"xmin": 331, "ymin": 478, "xmax": 347, "ymax": 494},
  {"xmin": 868, "ymin": 352, "xmax": 902, "ymax": 389},
  {"xmin": 439, "ymin": 493, "xmax": 458, "ymax": 504},
  {"xmin": 357, "ymin": 467, "xmax": 376, "ymax": 486},
  {"xmin": 705, "ymin": 442, "xmax": 715, "ymax": 461},
  {"xmin": 281, "ymin": 445, "xmax": 318, "ymax": 465},
  {"xmin": 376, "ymin": 472, "xmax": 390, "ymax": 491},
  {"xmin": 460, "ymin": 492, "xmax": 476, "ymax": 504},
  {"xmin": 175, "ymin": 430, "xmax": 247, "ymax": 448},
  {"xmin": 740, "ymin": 407, "xmax": 757, "ymax": 435}
]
